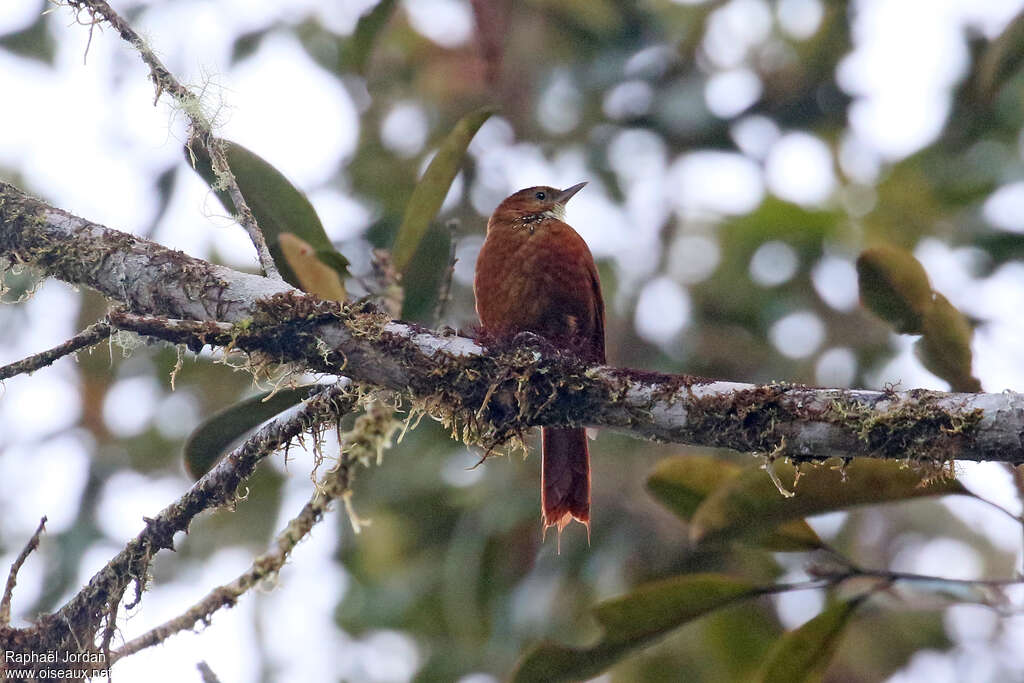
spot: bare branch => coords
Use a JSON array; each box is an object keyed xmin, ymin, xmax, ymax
[
  {"xmin": 197, "ymin": 661, "xmax": 222, "ymax": 683},
  {"xmin": 4, "ymin": 181, "xmax": 1024, "ymax": 465},
  {"xmin": 112, "ymin": 450, "xmax": 357, "ymax": 661},
  {"xmin": 806, "ymin": 547, "xmax": 1019, "ymax": 609},
  {"xmin": 0, "ymin": 182, "xmax": 293, "ymax": 323},
  {"xmin": 0, "ymin": 321, "xmax": 111, "ymax": 381},
  {"xmin": 1007, "ymin": 463, "xmax": 1024, "ymax": 574},
  {"xmin": 64, "ymin": 0, "xmax": 282, "ymax": 281},
  {"xmin": 1, "ymin": 517, "xmax": 47, "ymax": 625},
  {"xmin": 4, "ymin": 382, "xmax": 355, "ymax": 661}
]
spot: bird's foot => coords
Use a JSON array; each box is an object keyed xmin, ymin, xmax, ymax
[
  {"xmin": 514, "ymin": 330, "xmax": 563, "ymax": 354},
  {"xmin": 511, "ymin": 330, "xmax": 546, "ymax": 348}
]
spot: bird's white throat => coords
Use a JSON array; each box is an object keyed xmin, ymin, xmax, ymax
[{"xmin": 543, "ymin": 204, "xmax": 566, "ymax": 221}]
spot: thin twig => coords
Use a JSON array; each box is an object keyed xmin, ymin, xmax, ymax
[
  {"xmin": 65, "ymin": 0, "xmax": 282, "ymax": 281},
  {"xmin": 111, "ymin": 453, "xmax": 357, "ymax": 661},
  {"xmin": 971, "ymin": 486, "xmax": 1024, "ymax": 526},
  {"xmin": 810, "ymin": 546, "xmax": 1024, "ymax": 606},
  {"xmin": 0, "ymin": 321, "xmax": 111, "ymax": 380},
  {"xmin": 858, "ymin": 567, "xmax": 1024, "ymax": 588},
  {"xmin": 197, "ymin": 661, "xmax": 222, "ymax": 683},
  {"xmin": 19, "ymin": 383, "xmax": 356, "ymax": 655},
  {"xmin": 107, "ymin": 313, "xmax": 235, "ymax": 350},
  {"xmin": 1, "ymin": 517, "xmax": 47, "ymax": 624},
  {"xmin": 1006, "ymin": 463, "xmax": 1024, "ymax": 575},
  {"xmin": 432, "ymin": 219, "xmax": 459, "ymax": 326}
]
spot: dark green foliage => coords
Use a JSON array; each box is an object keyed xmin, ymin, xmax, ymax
[{"xmin": 186, "ymin": 140, "xmax": 350, "ymax": 289}]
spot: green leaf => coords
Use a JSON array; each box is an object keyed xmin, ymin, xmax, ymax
[
  {"xmin": 915, "ymin": 293, "xmax": 981, "ymax": 393},
  {"xmin": 278, "ymin": 233, "xmax": 347, "ymax": 302},
  {"xmin": 646, "ymin": 455, "xmax": 736, "ymax": 519},
  {"xmin": 185, "ymin": 140, "xmax": 350, "ymax": 291},
  {"xmin": 592, "ymin": 574, "xmax": 756, "ymax": 643},
  {"xmin": 184, "ymin": 386, "xmax": 316, "ymax": 479},
  {"xmin": 976, "ymin": 8, "xmax": 1024, "ymax": 100},
  {"xmin": 341, "ymin": 0, "xmax": 399, "ymax": 73},
  {"xmin": 689, "ymin": 459, "xmax": 969, "ymax": 546},
  {"xmin": 706, "ymin": 199, "xmax": 842, "ymax": 324},
  {"xmin": 511, "ymin": 574, "xmax": 757, "ymax": 683},
  {"xmin": 0, "ymin": 12, "xmax": 56, "ymax": 65},
  {"xmin": 315, "ymin": 250, "xmax": 355, "ymax": 278},
  {"xmin": 856, "ymin": 246, "xmax": 933, "ymax": 334},
  {"xmin": 391, "ymin": 106, "xmax": 495, "ymax": 273},
  {"xmin": 753, "ymin": 597, "xmax": 863, "ymax": 683},
  {"xmin": 647, "ymin": 456, "xmax": 822, "ymax": 551}
]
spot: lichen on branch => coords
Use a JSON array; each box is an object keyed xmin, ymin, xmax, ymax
[
  {"xmin": 0, "ymin": 381, "xmax": 356, "ymax": 673},
  {"xmin": 61, "ymin": 0, "xmax": 282, "ymax": 281},
  {"xmin": 3, "ymin": 180, "xmax": 1023, "ymax": 469}
]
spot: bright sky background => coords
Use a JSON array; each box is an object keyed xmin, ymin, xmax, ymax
[{"xmin": 3, "ymin": 0, "xmax": 1024, "ymax": 681}]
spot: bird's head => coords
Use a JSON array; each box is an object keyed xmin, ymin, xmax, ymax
[{"xmin": 489, "ymin": 182, "xmax": 587, "ymax": 228}]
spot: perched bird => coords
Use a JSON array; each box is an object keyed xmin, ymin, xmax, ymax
[{"xmin": 474, "ymin": 183, "xmax": 605, "ymax": 536}]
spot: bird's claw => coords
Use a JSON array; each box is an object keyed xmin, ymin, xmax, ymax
[{"xmin": 511, "ymin": 330, "xmax": 551, "ymax": 352}]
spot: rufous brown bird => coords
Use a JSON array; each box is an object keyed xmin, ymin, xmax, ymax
[{"xmin": 474, "ymin": 182, "xmax": 605, "ymax": 537}]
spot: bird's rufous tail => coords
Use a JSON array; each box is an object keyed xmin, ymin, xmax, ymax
[{"xmin": 541, "ymin": 427, "xmax": 590, "ymax": 537}]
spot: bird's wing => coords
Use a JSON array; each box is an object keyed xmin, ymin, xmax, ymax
[{"xmin": 588, "ymin": 259, "xmax": 606, "ymax": 364}]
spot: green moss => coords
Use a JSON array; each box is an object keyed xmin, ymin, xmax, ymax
[
  {"xmin": 823, "ymin": 391, "xmax": 982, "ymax": 473},
  {"xmin": 677, "ymin": 383, "xmax": 792, "ymax": 455},
  {"xmin": 655, "ymin": 380, "xmax": 982, "ymax": 476}
]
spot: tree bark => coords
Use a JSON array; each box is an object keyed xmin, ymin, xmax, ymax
[{"xmin": 3, "ymin": 181, "xmax": 1023, "ymax": 464}]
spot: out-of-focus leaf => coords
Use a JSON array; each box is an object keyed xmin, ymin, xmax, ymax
[
  {"xmin": 396, "ymin": 221, "xmax": 448, "ymax": 320},
  {"xmin": 593, "ymin": 574, "xmax": 753, "ymax": 643},
  {"xmin": 340, "ymin": 0, "xmax": 398, "ymax": 73},
  {"xmin": 915, "ymin": 293, "xmax": 981, "ymax": 392},
  {"xmin": 230, "ymin": 28, "xmax": 268, "ymax": 64},
  {"xmin": 690, "ymin": 459, "xmax": 969, "ymax": 546},
  {"xmin": 976, "ymin": 8, "xmax": 1024, "ymax": 100},
  {"xmin": 142, "ymin": 164, "xmax": 179, "ymax": 238},
  {"xmin": 976, "ymin": 231, "xmax": 1024, "ymax": 266},
  {"xmin": 391, "ymin": 106, "xmax": 494, "ymax": 273},
  {"xmin": 702, "ymin": 199, "xmax": 841, "ymax": 327},
  {"xmin": 722, "ymin": 198, "xmax": 840, "ymax": 252},
  {"xmin": 184, "ymin": 386, "xmax": 315, "ymax": 479},
  {"xmin": 511, "ymin": 574, "xmax": 757, "ymax": 683},
  {"xmin": 545, "ymin": 0, "xmax": 623, "ymax": 36},
  {"xmin": 856, "ymin": 246, "xmax": 933, "ymax": 334},
  {"xmin": 316, "ymin": 250, "xmax": 354, "ymax": 279},
  {"xmin": 0, "ymin": 12, "xmax": 55, "ymax": 65},
  {"xmin": 864, "ymin": 157, "xmax": 950, "ymax": 246},
  {"xmin": 185, "ymin": 140, "xmax": 350, "ymax": 290},
  {"xmin": 753, "ymin": 597, "xmax": 863, "ymax": 683},
  {"xmin": 855, "ymin": 246, "xmax": 980, "ymax": 391},
  {"xmin": 278, "ymin": 233, "xmax": 347, "ymax": 301},
  {"xmin": 647, "ymin": 456, "xmax": 822, "ymax": 551},
  {"xmin": 647, "ymin": 455, "xmax": 735, "ymax": 519}
]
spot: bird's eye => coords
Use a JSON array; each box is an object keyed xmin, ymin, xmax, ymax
[{"xmin": 534, "ymin": 191, "xmax": 546, "ymax": 200}]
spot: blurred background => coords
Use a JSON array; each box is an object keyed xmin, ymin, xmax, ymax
[{"xmin": 4, "ymin": 0, "xmax": 1024, "ymax": 680}]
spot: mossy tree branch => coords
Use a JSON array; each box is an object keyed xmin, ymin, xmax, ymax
[
  {"xmin": 0, "ymin": 517, "xmax": 47, "ymax": 626},
  {"xmin": 63, "ymin": 0, "xmax": 282, "ymax": 282},
  {"xmin": 0, "ymin": 381, "xmax": 357, "ymax": 676},
  {"xmin": 0, "ymin": 321, "xmax": 112, "ymax": 381},
  {"xmin": 3, "ymin": 181, "xmax": 1023, "ymax": 465},
  {"xmin": 110, "ymin": 444, "xmax": 358, "ymax": 662}
]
